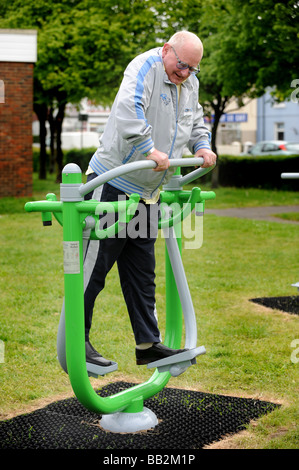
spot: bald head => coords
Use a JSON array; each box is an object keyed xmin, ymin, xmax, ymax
[
  {"xmin": 162, "ymin": 31, "xmax": 203, "ymax": 85},
  {"xmin": 168, "ymin": 31, "xmax": 203, "ymax": 60}
]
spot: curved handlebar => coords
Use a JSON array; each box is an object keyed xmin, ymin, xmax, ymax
[{"xmin": 79, "ymin": 157, "xmax": 204, "ymax": 197}]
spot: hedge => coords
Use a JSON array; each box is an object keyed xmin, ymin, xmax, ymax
[
  {"xmin": 32, "ymin": 147, "xmax": 96, "ymax": 174},
  {"xmin": 64, "ymin": 147, "xmax": 97, "ymax": 171},
  {"xmin": 33, "ymin": 148, "xmax": 299, "ymax": 191},
  {"xmin": 216, "ymin": 154, "xmax": 299, "ymax": 190}
]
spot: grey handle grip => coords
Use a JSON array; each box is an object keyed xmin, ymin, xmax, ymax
[{"xmin": 79, "ymin": 157, "xmax": 204, "ymax": 197}]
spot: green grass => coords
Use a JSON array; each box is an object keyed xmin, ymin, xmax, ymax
[
  {"xmin": 198, "ymin": 185, "xmax": 299, "ymax": 209},
  {"xmin": 273, "ymin": 212, "xmax": 299, "ymax": 222},
  {"xmin": 0, "ymin": 174, "xmax": 299, "ymax": 449},
  {"xmin": 1, "ymin": 173, "xmax": 299, "ymax": 214}
]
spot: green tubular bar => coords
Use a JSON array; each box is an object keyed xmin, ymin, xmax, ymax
[
  {"xmin": 25, "ymin": 199, "xmax": 62, "ymax": 214},
  {"xmin": 164, "ymin": 222, "xmax": 183, "ymax": 350},
  {"xmin": 159, "ymin": 187, "xmax": 201, "ymax": 229},
  {"xmin": 159, "ymin": 188, "xmax": 216, "ymax": 230}
]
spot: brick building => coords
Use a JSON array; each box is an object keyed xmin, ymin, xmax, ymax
[{"xmin": 0, "ymin": 29, "xmax": 37, "ymax": 197}]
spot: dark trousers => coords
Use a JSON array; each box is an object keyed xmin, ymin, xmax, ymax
[{"xmin": 84, "ymin": 178, "xmax": 161, "ymax": 345}]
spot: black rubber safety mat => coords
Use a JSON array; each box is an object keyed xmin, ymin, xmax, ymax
[
  {"xmin": 250, "ymin": 296, "xmax": 299, "ymax": 315},
  {"xmin": 0, "ymin": 381, "xmax": 279, "ymax": 449}
]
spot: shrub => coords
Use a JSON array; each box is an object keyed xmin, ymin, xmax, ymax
[
  {"xmin": 217, "ymin": 154, "xmax": 299, "ymax": 190},
  {"xmin": 33, "ymin": 148, "xmax": 299, "ymax": 191},
  {"xmin": 183, "ymin": 154, "xmax": 299, "ymax": 190},
  {"xmin": 64, "ymin": 147, "xmax": 97, "ymax": 172}
]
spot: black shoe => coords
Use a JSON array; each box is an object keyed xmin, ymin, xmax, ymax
[
  {"xmin": 136, "ymin": 342, "xmax": 188, "ymax": 365},
  {"xmin": 85, "ymin": 341, "xmax": 113, "ymax": 367}
]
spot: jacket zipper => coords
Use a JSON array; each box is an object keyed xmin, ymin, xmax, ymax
[{"xmin": 150, "ymin": 84, "xmax": 178, "ymax": 197}]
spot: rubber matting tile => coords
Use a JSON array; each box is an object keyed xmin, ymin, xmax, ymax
[
  {"xmin": 0, "ymin": 381, "xmax": 279, "ymax": 449},
  {"xmin": 250, "ymin": 296, "xmax": 299, "ymax": 315}
]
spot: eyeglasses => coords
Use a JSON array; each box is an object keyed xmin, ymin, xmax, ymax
[{"xmin": 171, "ymin": 46, "xmax": 200, "ymax": 75}]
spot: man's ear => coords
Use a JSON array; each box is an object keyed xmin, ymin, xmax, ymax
[{"xmin": 162, "ymin": 43, "xmax": 171, "ymax": 59}]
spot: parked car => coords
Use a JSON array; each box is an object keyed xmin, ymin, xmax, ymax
[{"xmin": 241, "ymin": 140, "xmax": 299, "ymax": 156}]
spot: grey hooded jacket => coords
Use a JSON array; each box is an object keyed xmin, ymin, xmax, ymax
[{"xmin": 88, "ymin": 47, "xmax": 211, "ymax": 199}]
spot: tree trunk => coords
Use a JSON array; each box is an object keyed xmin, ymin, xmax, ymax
[
  {"xmin": 55, "ymin": 103, "xmax": 66, "ymax": 183},
  {"xmin": 47, "ymin": 102, "xmax": 66, "ymax": 183},
  {"xmin": 48, "ymin": 106, "xmax": 56, "ymax": 175},
  {"xmin": 210, "ymin": 95, "xmax": 229, "ymax": 188},
  {"xmin": 34, "ymin": 102, "xmax": 48, "ymax": 180}
]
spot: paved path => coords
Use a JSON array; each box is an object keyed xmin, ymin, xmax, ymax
[{"xmin": 205, "ymin": 205, "xmax": 299, "ymax": 224}]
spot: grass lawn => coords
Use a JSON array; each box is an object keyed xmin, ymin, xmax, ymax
[
  {"xmin": 0, "ymin": 173, "xmax": 298, "ymax": 449},
  {"xmin": 273, "ymin": 212, "xmax": 299, "ymax": 222}
]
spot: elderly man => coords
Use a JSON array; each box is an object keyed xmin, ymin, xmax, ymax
[{"xmin": 84, "ymin": 31, "xmax": 216, "ymax": 368}]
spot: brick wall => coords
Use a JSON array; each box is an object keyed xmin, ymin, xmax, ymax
[{"xmin": 0, "ymin": 62, "xmax": 34, "ymax": 197}]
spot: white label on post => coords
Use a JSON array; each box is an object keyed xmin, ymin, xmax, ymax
[{"xmin": 63, "ymin": 241, "xmax": 80, "ymax": 274}]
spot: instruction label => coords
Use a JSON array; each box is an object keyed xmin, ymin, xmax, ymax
[{"xmin": 63, "ymin": 241, "xmax": 80, "ymax": 274}]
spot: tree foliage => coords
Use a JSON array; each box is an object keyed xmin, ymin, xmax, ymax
[
  {"xmin": 152, "ymin": 0, "xmax": 299, "ymax": 155},
  {"xmin": 0, "ymin": 0, "xmax": 158, "ymax": 178},
  {"xmin": 1, "ymin": 0, "xmax": 298, "ymax": 176}
]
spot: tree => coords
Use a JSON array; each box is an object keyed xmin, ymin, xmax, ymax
[
  {"xmin": 0, "ymin": 0, "xmax": 158, "ymax": 180},
  {"xmin": 225, "ymin": 0, "xmax": 299, "ymax": 98},
  {"xmin": 152, "ymin": 0, "xmax": 243, "ymax": 157},
  {"xmin": 153, "ymin": 0, "xmax": 299, "ymax": 154},
  {"xmin": 2, "ymin": 0, "xmax": 298, "ymax": 180}
]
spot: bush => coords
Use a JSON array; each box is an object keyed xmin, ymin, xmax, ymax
[
  {"xmin": 217, "ymin": 154, "xmax": 299, "ymax": 190},
  {"xmin": 32, "ymin": 147, "xmax": 50, "ymax": 172},
  {"xmin": 64, "ymin": 147, "xmax": 97, "ymax": 172},
  {"xmin": 182, "ymin": 154, "xmax": 299, "ymax": 190},
  {"xmin": 32, "ymin": 147, "xmax": 96, "ymax": 174},
  {"xmin": 34, "ymin": 147, "xmax": 299, "ymax": 191}
]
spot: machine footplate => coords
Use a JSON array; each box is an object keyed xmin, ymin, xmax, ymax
[
  {"xmin": 147, "ymin": 346, "xmax": 206, "ymax": 376},
  {"xmin": 86, "ymin": 361, "xmax": 118, "ymax": 378}
]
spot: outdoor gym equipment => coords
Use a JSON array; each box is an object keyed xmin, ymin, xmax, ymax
[{"xmin": 25, "ymin": 158, "xmax": 215, "ymax": 432}]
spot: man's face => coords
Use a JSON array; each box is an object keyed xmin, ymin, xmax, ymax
[{"xmin": 162, "ymin": 42, "xmax": 202, "ymax": 85}]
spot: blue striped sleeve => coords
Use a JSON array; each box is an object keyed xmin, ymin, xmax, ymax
[
  {"xmin": 193, "ymin": 140, "xmax": 211, "ymax": 153},
  {"xmin": 134, "ymin": 55, "xmax": 162, "ymax": 154}
]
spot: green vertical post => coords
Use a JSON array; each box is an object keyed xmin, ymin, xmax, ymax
[
  {"xmin": 165, "ymin": 232, "xmax": 183, "ymax": 349},
  {"xmin": 164, "ymin": 167, "xmax": 183, "ymax": 349},
  {"xmin": 61, "ymin": 167, "xmax": 95, "ymax": 409}
]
